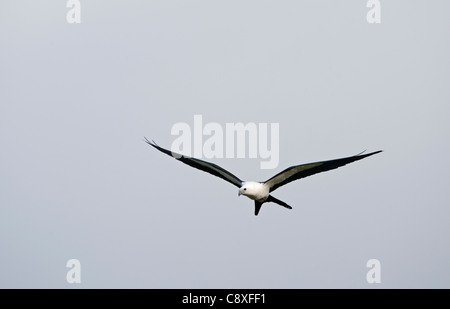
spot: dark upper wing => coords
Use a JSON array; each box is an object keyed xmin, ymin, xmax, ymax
[
  {"xmin": 264, "ymin": 150, "xmax": 382, "ymax": 192},
  {"xmin": 145, "ymin": 138, "xmax": 243, "ymax": 188}
]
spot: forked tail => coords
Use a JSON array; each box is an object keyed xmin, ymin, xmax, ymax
[
  {"xmin": 254, "ymin": 195, "xmax": 292, "ymax": 216},
  {"xmin": 267, "ymin": 195, "xmax": 292, "ymax": 209}
]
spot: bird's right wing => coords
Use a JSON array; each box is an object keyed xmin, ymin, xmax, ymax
[
  {"xmin": 145, "ymin": 138, "xmax": 243, "ymax": 188},
  {"xmin": 264, "ymin": 150, "xmax": 382, "ymax": 192}
]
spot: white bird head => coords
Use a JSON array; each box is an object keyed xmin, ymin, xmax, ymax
[
  {"xmin": 238, "ymin": 181, "xmax": 264, "ymax": 198},
  {"xmin": 238, "ymin": 186, "xmax": 247, "ymax": 197}
]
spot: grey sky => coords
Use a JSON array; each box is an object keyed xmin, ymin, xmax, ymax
[{"xmin": 1, "ymin": 0, "xmax": 449, "ymax": 288}]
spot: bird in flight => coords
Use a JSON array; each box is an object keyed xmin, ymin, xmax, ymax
[{"xmin": 145, "ymin": 138, "xmax": 382, "ymax": 216}]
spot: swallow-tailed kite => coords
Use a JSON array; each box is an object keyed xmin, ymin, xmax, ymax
[{"xmin": 145, "ymin": 138, "xmax": 381, "ymax": 216}]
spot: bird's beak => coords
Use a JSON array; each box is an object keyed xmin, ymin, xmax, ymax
[{"xmin": 238, "ymin": 190, "xmax": 242, "ymax": 196}]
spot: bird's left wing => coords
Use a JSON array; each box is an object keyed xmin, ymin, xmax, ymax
[
  {"xmin": 264, "ymin": 150, "xmax": 382, "ymax": 192},
  {"xmin": 145, "ymin": 138, "xmax": 243, "ymax": 188}
]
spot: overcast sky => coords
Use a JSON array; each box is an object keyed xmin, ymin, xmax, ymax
[{"xmin": 1, "ymin": 0, "xmax": 449, "ymax": 288}]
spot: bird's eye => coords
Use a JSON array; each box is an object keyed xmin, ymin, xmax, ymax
[{"xmin": 244, "ymin": 188, "xmax": 247, "ymax": 191}]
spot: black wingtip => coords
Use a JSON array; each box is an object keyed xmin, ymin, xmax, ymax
[
  {"xmin": 356, "ymin": 149, "xmax": 367, "ymax": 156},
  {"xmin": 356, "ymin": 150, "xmax": 383, "ymax": 157},
  {"xmin": 143, "ymin": 137, "xmax": 159, "ymax": 148},
  {"xmin": 143, "ymin": 136, "xmax": 152, "ymax": 144}
]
